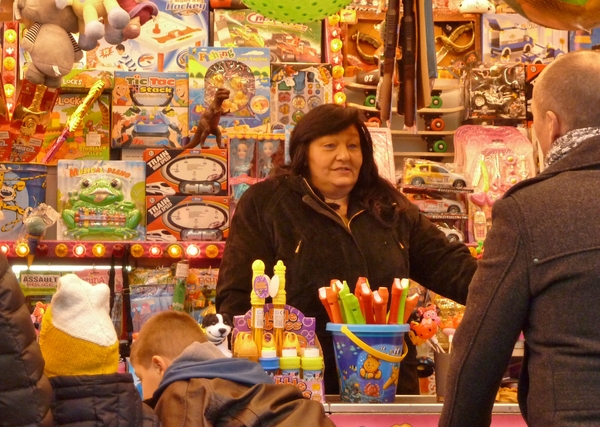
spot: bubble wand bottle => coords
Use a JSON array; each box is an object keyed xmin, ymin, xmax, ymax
[
  {"xmin": 251, "ymin": 260, "xmax": 268, "ymax": 356},
  {"xmin": 272, "ymin": 260, "xmax": 286, "ymax": 356}
]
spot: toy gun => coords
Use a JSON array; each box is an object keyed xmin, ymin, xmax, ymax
[
  {"xmin": 376, "ymin": 0, "xmax": 401, "ymax": 125},
  {"xmin": 397, "ymin": 0, "xmax": 417, "ymax": 128},
  {"xmin": 41, "ymin": 79, "xmax": 105, "ymax": 163}
]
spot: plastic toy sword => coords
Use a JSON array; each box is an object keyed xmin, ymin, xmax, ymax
[
  {"xmin": 397, "ymin": 0, "xmax": 417, "ymax": 128},
  {"xmin": 41, "ymin": 79, "xmax": 105, "ymax": 163},
  {"xmin": 272, "ymin": 260, "xmax": 286, "ymax": 356}
]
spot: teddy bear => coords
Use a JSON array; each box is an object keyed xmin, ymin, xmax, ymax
[
  {"xmin": 56, "ymin": 0, "xmax": 131, "ymax": 51},
  {"xmin": 14, "ymin": 0, "xmax": 83, "ymax": 87}
]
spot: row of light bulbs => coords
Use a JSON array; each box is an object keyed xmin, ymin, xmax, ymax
[{"xmin": 5, "ymin": 242, "xmax": 219, "ymax": 259}]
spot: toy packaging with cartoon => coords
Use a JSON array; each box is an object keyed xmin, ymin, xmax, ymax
[
  {"xmin": 86, "ymin": 0, "xmax": 209, "ymax": 72},
  {"xmin": 188, "ymin": 47, "xmax": 271, "ymax": 135},
  {"xmin": 146, "ymin": 195, "xmax": 229, "ymax": 242},
  {"xmin": 56, "ymin": 160, "xmax": 146, "ymax": 241},
  {"xmin": 270, "ymin": 63, "xmax": 333, "ymax": 129},
  {"xmin": 212, "ymin": 9, "xmax": 322, "ymax": 63},
  {"xmin": 233, "ymin": 303, "xmax": 324, "ymax": 402},
  {"xmin": 468, "ymin": 63, "xmax": 526, "ymax": 120},
  {"xmin": 144, "ymin": 148, "xmax": 228, "ymax": 196},
  {"xmin": 0, "ymin": 164, "xmax": 47, "ymax": 240},
  {"xmin": 5, "ymin": 81, "xmax": 60, "ymax": 163},
  {"xmin": 112, "ymin": 71, "xmax": 189, "ymax": 149},
  {"xmin": 481, "ymin": 13, "xmax": 568, "ymax": 65},
  {"xmin": 35, "ymin": 93, "xmax": 111, "ymax": 165}
]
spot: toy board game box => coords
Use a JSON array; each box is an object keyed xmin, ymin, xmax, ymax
[
  {"xmin": 0, "ymin": 164, "xmax": 47, "ymax": 240},
  {"xmin": 56, "ymin": 160, "xmax": 146, "ymax": 241},
  {"xmin": 85, "ymin": 0, "xmax": 208, "ymax": 72},
  {"xmin": 144, "ymin": 148, "xmax": 228, "ymax": 196},
  {"xmin": 112, "ymin": 71, "xmax": 189, "ymax": 149},
  {"xmin": 59, "ymin": 69, "xmax": 115, "ymax": 90},
  {"xmin": 212, "ymin": 9, "xmax": 322, "ymax": 63},
  {"xmin": 188, "ymin": 47, "xmax": 271, "ymax": 134},
  {"xmin": 146, "ymin": 195, "xmax": 229, "ymax": 242},
  {"xmin": 4, "ymin": 81, "xmax": 59, "ymax": 163},
  {"xmin": 270, "ymin": 63, "xmax": 332, "ymax": 130},
  {"xmin": 34, "ymin": 93, "xmax": 111, "ymax": 165},
  {"xmin": 481, "ymin": 14, "xmax": 568, "ymax": 65}
]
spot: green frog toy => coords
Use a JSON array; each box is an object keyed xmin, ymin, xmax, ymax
[{"xmin": 62, "ymin": 177, "xmax": 142, "ymax": 239}]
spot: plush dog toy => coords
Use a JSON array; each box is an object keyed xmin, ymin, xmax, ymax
[{"xmin": 201, "ymin": 313, "xmax": 232, "ymax": 357}]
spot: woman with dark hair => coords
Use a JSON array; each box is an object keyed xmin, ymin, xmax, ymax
[{"xmin": 216, "ymin": 104, "xmax": 477, "ymax": 395}]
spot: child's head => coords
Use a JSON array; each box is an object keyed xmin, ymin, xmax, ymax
[{"xmin": 130, "ymin": 311, "xmax": 207, "ymax": 399}]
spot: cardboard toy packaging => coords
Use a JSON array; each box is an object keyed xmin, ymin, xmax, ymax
[
  {"xmin": 146, "ymin": 195, "xmax": 229, "ymax": 242},
  {"xmin": 0, "ymin": 164, "xmax": 47, "ymax": 239},
  {"xmin": 35, "ymin": 93, "xmax": 111, "ymax": 165},
  {"xmin": 144, "ymin": 148, "xmax": 228, "ymax": 196},
  {"xmin": 481, "ymin": 13, "xmax": 568, "ymax": 65},
  {"xmin": 6, "ymin": 81, "xmax": 59, "ymax": 163},
  {"xmin": 188, "ymin": 47, "xmax": 271, "ymax": 134},
  {"xmin": 212, "ymin": 9, "xmax": 322, "ymax": 63},
  {"xmin": 85, "ymin": 0, "xmax": 208, "ymax": 72},
  {"xmin": 270, "ymin": 63, "xmax": 332, "ymax": 130},
  {"xmin": 56, "ymin": 160, "xmax": 146, "ymax": 241},
  {"xmin": 112, "ymin": 71, "xmax": 189, "ymax": 149}
]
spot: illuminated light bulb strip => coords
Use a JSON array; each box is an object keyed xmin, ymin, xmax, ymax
[
  {"xmin": 0, "ymin": 241, "xmax": 225, "ymax": 260},
  {"xmin": 2, "ymin": 21, "xmax": 18, "ymax": 118},
  {"xmin": 326, "ymin": 13, "xmax": 347, "ymax": 106}
]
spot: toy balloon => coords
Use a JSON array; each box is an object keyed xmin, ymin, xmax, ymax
[
  {"xmin": 502, "ymin": 0, "xmax": 600, "ymax": 31},
  {"xmin": 242, "ymin": 0, "xmax": 352, "ymax": 23}
]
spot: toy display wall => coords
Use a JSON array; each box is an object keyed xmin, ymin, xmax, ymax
[{"xmin": 1, "ymin": 0, "xmax": 578, "ymax": 265}]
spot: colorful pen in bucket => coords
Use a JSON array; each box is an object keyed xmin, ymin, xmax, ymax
[{"xmin": 396, "ymin": 278, "xmax": 410, "ymax": 324}]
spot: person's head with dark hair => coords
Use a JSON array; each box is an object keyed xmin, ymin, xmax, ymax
[{"xmin": 275, "ymin": 104, "xmax": 405, "ymax": 224}]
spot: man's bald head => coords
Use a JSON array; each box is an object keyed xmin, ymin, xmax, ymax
[{"xmin": 533, "ymin": 50, "xmax": 600, "ymax": 134}]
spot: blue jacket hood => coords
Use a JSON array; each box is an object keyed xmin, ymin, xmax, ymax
[{"xmin": 152, "ymin": 342, "xmax": 273, "ymax": 401}]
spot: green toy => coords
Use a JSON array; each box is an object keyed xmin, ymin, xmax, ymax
[
  {"xmin": 242, "ymin": 0, "xmax": 352, "ymax": 23},
  {"xmin": 61, "ymin": 178, "xmax": 141, "ymax": 239}
]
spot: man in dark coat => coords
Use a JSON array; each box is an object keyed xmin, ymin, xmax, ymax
[{"xmin": 440, "ymin": 50, "xmax": 600, "ymax": 427}]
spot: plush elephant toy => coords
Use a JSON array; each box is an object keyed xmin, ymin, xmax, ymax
[{"xmin": 14, "ymin": 0, "xmax": 83, "ymax": 88}]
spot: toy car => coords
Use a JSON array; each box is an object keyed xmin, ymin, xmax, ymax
[
  {"xmin": 404, "ymin": 161, "xmax": 467, "ymax": 189},
  {"xmin": 179, "ymin": 181, "xmax": 221, "ymax": 195},
  {"xmin": 520, "ymin": 44, "xmax": 564, "ymax": 64},
  {"xmin": 146, "ymin": 182, "xmax": 176, "ymax": 196},
  {"xmin": 436, "ymin": 222, "xmax": 465, "ymax": 243},
  {"xmin": 146, "ymin": 229, "xmax": 178, "ymax": 242},
  {"xmin": 406, "ymin": 193, "xmax": 465, "ymax": 214},
  {"xmin": 181, "ymin": 228, "xmax": 224, "ymax": 241}
]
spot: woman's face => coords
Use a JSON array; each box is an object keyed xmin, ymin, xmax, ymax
[{"xmin": 307, "ymin": 125, "xmax": 363, "ymax": 198}]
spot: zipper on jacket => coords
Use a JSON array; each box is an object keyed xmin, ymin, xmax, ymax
[
  {"xmin": 303, "ymin": 178, "xmax": 365, "ymax": 230},
  {"xmin": 295, "ymin": 240, "xmax": 302, "ymax": 253}
]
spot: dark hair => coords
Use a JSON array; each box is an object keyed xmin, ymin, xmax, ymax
[
  {"xmin": 274, "ymin": 104, "xmax": 407, "ymax": 225},
  {"xmin": 116, "ymin": 44, "xmax": 125, "ymax": 51}
]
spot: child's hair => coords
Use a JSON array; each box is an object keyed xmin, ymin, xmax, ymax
[{"xmin": 130, "ymin": 311, "xmax": 207, "ymax": 368}]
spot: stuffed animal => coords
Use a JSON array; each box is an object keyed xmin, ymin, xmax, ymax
[
  {"xmin": 20, "ymin": 24, "xmax": 80, "ymax": 87},
  {"xmin": 56, "ymin": 0, "xmax": 131, "ymax": 51},
  {"xmin": 201, "ymin": 313, "xmax": 233, "ymax": 357},
  {"xmin": 14, "ymin": 0, "xmax": 83, "ymax": 87}
]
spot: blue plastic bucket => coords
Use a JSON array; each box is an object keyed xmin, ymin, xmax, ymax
[
  {"xmin": 0, "ymin": 164, "xmax": 47, "ymax": 239},
  {"xmin": 327, "ymin": 323, "xmax": 409, "ymax": 403}
]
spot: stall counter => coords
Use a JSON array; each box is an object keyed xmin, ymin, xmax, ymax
[{"xmin": 324, "ymin": 395, "xmax": 526, "ymax": 427}]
